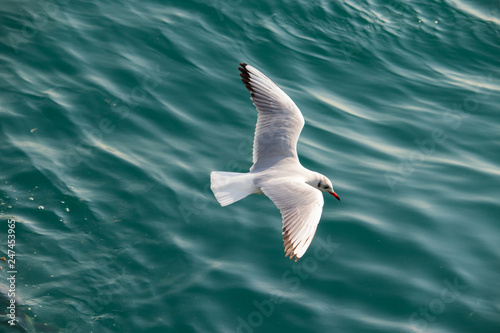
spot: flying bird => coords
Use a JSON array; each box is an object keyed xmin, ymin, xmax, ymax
[{"xmin": 210, "ymin": 63, "xmax": 340, "ymax": 261}]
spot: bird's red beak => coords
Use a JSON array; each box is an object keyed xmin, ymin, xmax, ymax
[{"xmin": 329, "ymin": 191, "xmax": 340, "ymax": 201}]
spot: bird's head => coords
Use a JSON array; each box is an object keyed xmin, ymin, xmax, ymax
[{"xmin": 313, "ymin": 174, "xmax": 340, "ymax": 201}]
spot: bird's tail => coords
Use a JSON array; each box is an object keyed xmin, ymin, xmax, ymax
[{"xmin": 210, "ymin": 171, "xmax": 257, "ymax": 206}]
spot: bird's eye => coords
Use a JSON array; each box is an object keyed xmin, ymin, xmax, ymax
[{"xmin": 324, "ymin": 185, "xmax": 329, "ymax": 189}]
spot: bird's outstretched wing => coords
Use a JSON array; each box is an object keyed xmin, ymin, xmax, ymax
[
  {"xmin": 238, "ymin": 63, "xmax": 304, "ymax": 169},
  {"xmin": 261, "ymin": 180, "xmax": 324, "ymax": 261}
]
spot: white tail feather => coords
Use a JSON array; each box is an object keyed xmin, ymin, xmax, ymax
[{"xmin": 210, "ymin": 172, "xmax": 257, "ymax": 206}]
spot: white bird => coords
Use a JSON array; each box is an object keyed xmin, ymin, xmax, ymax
[{"xmin": 210, "ymin": 63, "xmax": 340, "ymax": 261}]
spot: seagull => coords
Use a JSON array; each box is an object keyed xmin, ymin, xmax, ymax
[{"xmin": 210, "ymin": 63, "xmax": 340, "ymax": 261}]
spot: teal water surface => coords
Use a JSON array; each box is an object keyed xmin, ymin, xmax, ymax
[{"xmin": 1, "ymin": 0, "xmax": 499, "ymax": 332}]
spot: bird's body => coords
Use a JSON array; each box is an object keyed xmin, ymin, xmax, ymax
[{"xmin": 210, "ymin": 63, "xmax": 340, "ymax": 261}]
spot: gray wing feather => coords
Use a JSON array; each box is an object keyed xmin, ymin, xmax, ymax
[
  {"xmin": 261, "ymin": 180, "xmax": 324, "ymax": 261},
  {"xmin": 238, "ymin": 63, "xmax": 304, "ymax": 169}
]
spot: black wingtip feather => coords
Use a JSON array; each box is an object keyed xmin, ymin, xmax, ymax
[{"xmin": 238, "ymin": 63, "xmax": 254, "ymax": 95}]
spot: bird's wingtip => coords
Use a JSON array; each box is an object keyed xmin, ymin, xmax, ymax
[
  {"xmin": 283, "ymin": 234, "xmax": 301, "ymax": 261},
  {"xmin": 238, "ymin": 63, "xmax": 254, "ymax": 94}
]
